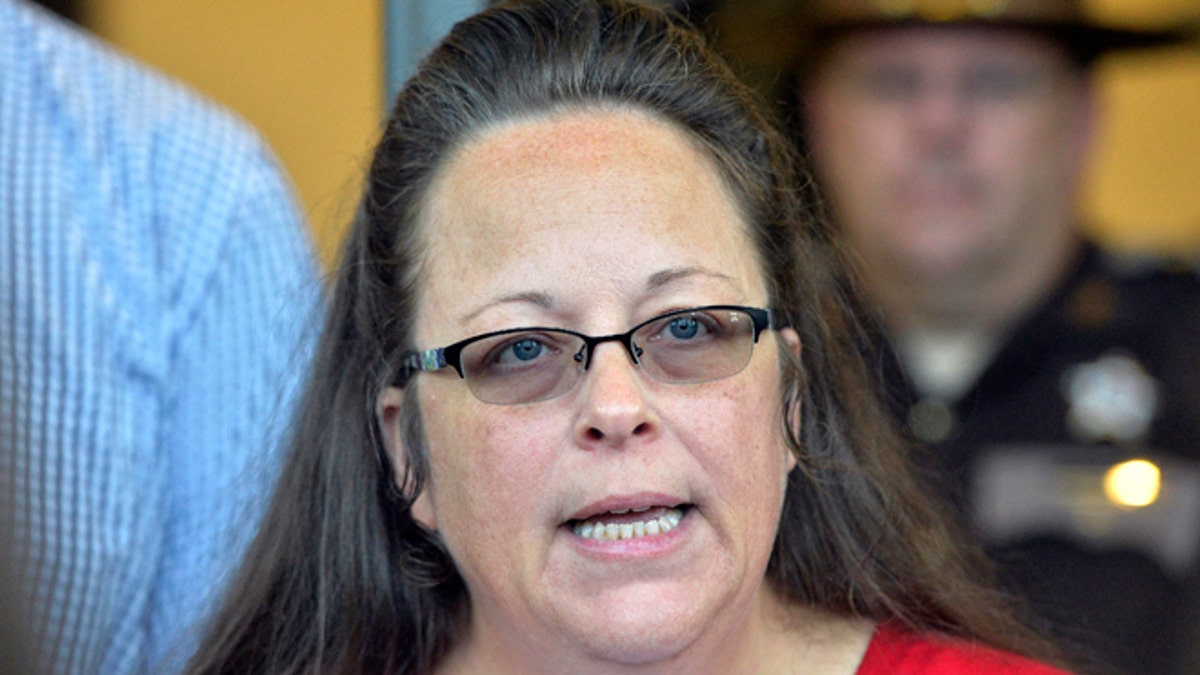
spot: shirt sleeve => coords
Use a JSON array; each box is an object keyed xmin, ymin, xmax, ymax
[
  {"xmin": 147, "ymin": 138, "xmax": 323, "ymax": 671},
  {"xmin": 1, "ymin": 3, "xmax": 325, "ymax": 672}
]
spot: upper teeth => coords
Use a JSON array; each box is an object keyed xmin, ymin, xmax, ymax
[{"xmin": 573, "ymin": 508, "xmax": 683, "ymax": 541}]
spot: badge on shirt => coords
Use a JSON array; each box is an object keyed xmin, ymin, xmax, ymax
[
  {"xmin": 1061, "ymin": 350, "xmax": 1160, "ymax": 445},
  {"xmin": 973, "ymin": 446, "xmax": 1200, "ymax": 577}
]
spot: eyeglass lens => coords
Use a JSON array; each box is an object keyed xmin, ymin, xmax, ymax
[{"xmin": 458, "ymin": 307, "xmax": 760, "ymax": 405}]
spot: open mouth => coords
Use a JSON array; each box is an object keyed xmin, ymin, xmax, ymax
[{"xmin": 569, "ymin": 505, "xmax": 690, "ymax": 541}]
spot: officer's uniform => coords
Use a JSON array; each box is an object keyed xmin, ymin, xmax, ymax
[{"xmin": 870, "ymin": 241, "xmax": 1200, "ymax": 674}]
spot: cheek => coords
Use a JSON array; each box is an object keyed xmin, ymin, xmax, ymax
[
  {"xmin": 972, "ymin": 118, "xmax": 1067, "ymax": 221},
  {"xmin": 823, "ymin": 104, "xmax": 899, "ymax": 156},
  {"xmin": 978, "ymin": 105, "xmax": 1071, "ymax": 176},
  {"xmin": 676, "ymin": 369, "xmax": 792, "ymax": 509},
  {"xmin": 421, "ymin": 395, "xmax": 563, "ymax": 536},
  {"xmin": 813, "ymin": 112, "xmax": 901, "ymax": 208}
]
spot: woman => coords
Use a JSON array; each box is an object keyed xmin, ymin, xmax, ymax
[{"xmin": 187, "ymin": 1, "xmax": 1073, "ymax": 672}]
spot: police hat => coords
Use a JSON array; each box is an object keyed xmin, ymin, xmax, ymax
[{"xmin": 802, "ymin": 0, "xmax": 1197, "ymax": 63}]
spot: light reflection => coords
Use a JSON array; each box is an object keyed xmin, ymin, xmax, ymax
[{"xmin": 1104, "ymin": 459, "xmax": 1162, "ymax": 509}]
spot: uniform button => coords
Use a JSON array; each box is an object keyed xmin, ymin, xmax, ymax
[
  {"xmin": 1066, "ymin": 276, "xmax": 1117, "ymax": 329},
  {"xmin": 909, "ymin": 397, "xmax": 957, "ymax": 444}
]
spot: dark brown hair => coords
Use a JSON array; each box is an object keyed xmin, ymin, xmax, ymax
[{"xmin": 186, "ymin": 1, "xmax": 1060, "ymax": 672}]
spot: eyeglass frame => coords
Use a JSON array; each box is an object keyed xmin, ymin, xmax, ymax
[{"xmin": 394, "ymin": 304, "xmax": 777, "ymax": 402}]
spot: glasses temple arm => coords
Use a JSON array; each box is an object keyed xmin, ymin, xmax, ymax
[{"xmin": 396, "ymin": 347, "xmax": 449, "ymax": 384}]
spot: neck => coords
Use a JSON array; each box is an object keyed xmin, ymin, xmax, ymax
[{"xmin": 861, "ymin": 233, "xmax": 1081, "ymax": 338}]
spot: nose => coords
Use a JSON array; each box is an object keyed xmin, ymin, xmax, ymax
[
  {"xmin": 910, "ymin": 81, "xmax": 970, "ymax": 157},
  {"xmin": 573, "ymin": 341, "xmax": 658, "ymax": 449}
]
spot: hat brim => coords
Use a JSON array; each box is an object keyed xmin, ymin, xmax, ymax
[{"xmin": 813, "ymin": 19, "xmax": 1197, "ymax": 63}]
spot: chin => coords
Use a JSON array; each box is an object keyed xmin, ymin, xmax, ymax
[
  {"xmin": 897, "ymin": 234, "xmax": 990, "ymax": 281},
  {"xmin": 568, "ymin": 622, "xmax": 702, "ymax": 666},
  {"xmin": 548, "ymin": 585, "xmax": 722, "ymax": 666}
]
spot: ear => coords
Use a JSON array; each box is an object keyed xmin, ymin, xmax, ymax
[
  {"xmin": 778, "ymin": 326, "xmax": 802, "ymax": 361},
  {"xmin": 376, "ymin": 386, "xmax": 437, "ymax": 530},
  {"xmin": 778, "ymin": 327, "xmax": 802, "ymax": 473}
]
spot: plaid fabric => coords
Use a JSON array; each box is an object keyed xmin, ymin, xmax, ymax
[{"xmin": 0, "ymin": 1, "xmax": 322, "ymax": 671}]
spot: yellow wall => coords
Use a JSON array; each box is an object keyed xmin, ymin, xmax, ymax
[
  {"xmin": 1089, "ymin": 0, "xmax": 1200, "ymax": 252},
  {"xmin": 84, "ymin": 1, "xmax": 1199, "ymax": 260},
  {"xmin": 84, "ymin": 1, "xmax": 385, "ymax": 267},
  {"xmin": 1085, "ymin": 46, "xmax": 1200, "ymax": 253}
]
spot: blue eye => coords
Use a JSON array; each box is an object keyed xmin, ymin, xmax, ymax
[
  {"xmin": 459, "ymin": 330, "xmax": 574, "ymax": 382},
  {"xmin": 509, "ymin": 338, "xmax": 543, "ymax": 361},
  {"xmin": 668, "ymin": 317, "xmax": 700, "ymax": 340}
]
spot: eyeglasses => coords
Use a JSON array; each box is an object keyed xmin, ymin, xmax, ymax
[{"xmin": 397, "ymin": 305, "xmax": 776, "ymax": 405}]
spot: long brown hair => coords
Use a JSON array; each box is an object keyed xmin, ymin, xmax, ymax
[{"xmin": 186, "ymin": 1, "xmax": 1061, "ymax": 672}]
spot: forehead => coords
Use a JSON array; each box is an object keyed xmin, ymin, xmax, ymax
[
  {"xmin": 414, "ymin": 107, "xmax": 763, "ymax": 332},
  {"xmin": 820, "ymin": 25, "xmax": 1075, "ymax": 71}
]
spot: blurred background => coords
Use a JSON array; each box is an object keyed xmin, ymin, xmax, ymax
[{"xmin": 38, "ymin": 0, "xmax": 1200, "ymax": 268}]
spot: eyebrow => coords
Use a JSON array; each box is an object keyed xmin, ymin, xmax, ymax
[
  {"xmin": 459, "ymin": 291, "xmax": 554, "ymax": 324},
  {"xmin": 646, "ymin": 266, "xmax": 741, "ymax": 293},
  {"xmin": 458, "ymin": 266, "xmax": 743, "ymax": 324}
]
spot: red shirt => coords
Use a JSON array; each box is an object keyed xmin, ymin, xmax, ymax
[{"xmin": 857, "ymin": 624, "xmax": 1073, "ymax": 674}]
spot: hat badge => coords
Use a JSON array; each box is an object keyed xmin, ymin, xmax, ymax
[{"xmin": 875, "ymin": 0, "xmax": 1010, "ymax": 21}]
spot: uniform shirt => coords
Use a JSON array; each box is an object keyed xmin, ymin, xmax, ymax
[
  {"xmin": 857, "ymin": 624, "xmax": 1072, "ymax": 674},
  {"xmin": 870, "ymin": 241, "xmax": 1200, "ymax": 675},
  {"xmin": 0, "ymin": 1, "xmax": 322, "ymax": 672}
]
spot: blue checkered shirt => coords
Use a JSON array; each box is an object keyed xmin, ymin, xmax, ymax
[{"xmin": 0, "ymin": 1, "xmax": 323, "ymax": 672}]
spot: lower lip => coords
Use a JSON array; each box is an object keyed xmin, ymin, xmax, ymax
[{"xmin": 564, "ymin": 511, "xmax": 691, "ymax": 561}]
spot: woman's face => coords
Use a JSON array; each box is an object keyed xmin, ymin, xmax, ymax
[{"xmin": 382, "ymin": 108, "xmax": 799, "ymax": 669}]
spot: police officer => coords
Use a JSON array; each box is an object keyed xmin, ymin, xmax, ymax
[{"xmin": 687, "ymin": 0, "xmax": 1200, "ymax": 672}]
